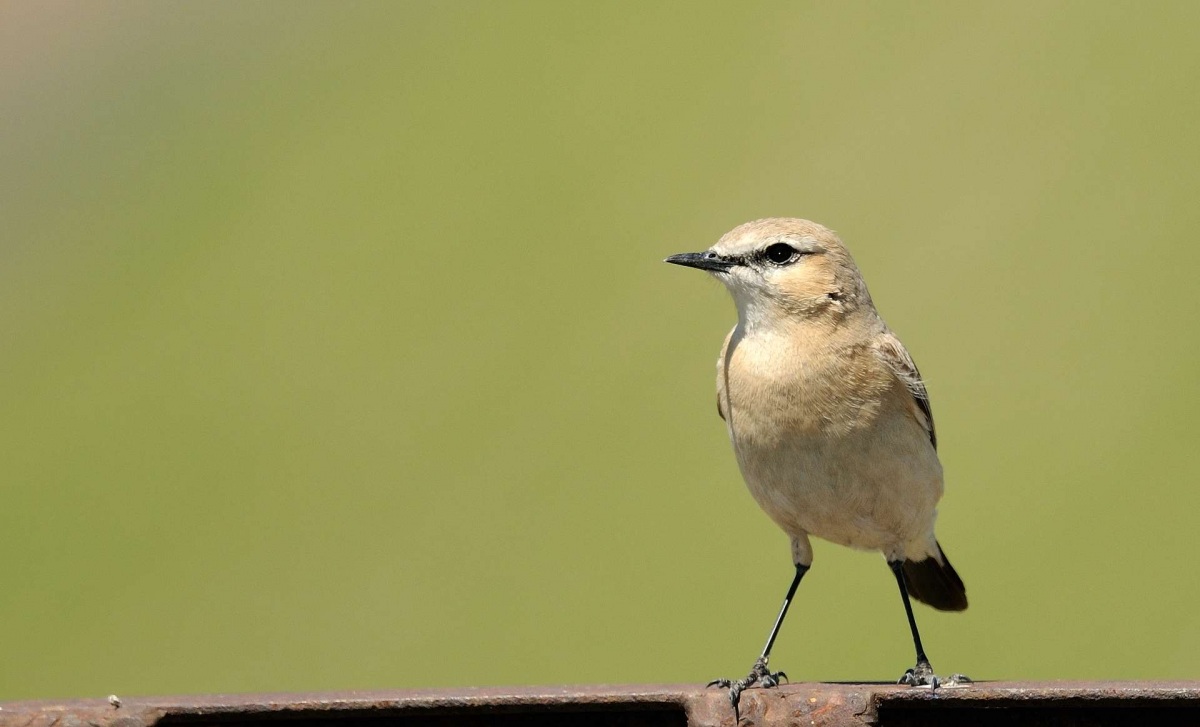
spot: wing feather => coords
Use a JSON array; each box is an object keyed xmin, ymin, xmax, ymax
[{"xmin": 875, "ymin": 331, "xmax": 937, "ymax": 450}]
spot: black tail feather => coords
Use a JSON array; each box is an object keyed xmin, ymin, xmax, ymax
[{"xmin": 902, "ymin": 542, "xmax": 968, "ymax": 611}]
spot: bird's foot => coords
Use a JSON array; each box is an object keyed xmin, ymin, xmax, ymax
[
  {"xmin": 707, "ymin": 656, "xmax": 788, "ymax": 721},
  {"xmin": 898, "ymin": 660, "xmax": 972, "ymax": 690}
]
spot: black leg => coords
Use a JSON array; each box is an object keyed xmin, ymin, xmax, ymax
[
  {"xmin": 889, "ymin": 560, "xmax": 929, "ymax": 667},
  {"xmin": 889, "ymin": 561, "xmax": 972, "ymax": 688},
  {"xmin": 708, "ymin": 563, "xmax": 809, "ymax": 720},
  {"xmin": 761, "ymin": 562, "xmax": 807, "ymax": 660}
]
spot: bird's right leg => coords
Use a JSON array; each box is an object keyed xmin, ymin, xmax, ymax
[
  {"xmin": 708, "ymin": 561, "xmax": 809, "ymax": 721},
  {"xmin": 889, "ymin": 560, "xmax": 970, "ymax": 689}
]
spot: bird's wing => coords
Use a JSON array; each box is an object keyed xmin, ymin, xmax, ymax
[
  {"xmin": 716, "ymin": 327, "xmax": 734, "ymax": 422},
  {"xmin": 875, "ymin": 331, "xmax": 937, "ymax": 450}
]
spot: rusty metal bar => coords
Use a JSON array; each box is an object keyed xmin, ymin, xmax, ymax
[{"xmin": 3, "ymin": 682, "xmax": 1200, "ymax": 727}]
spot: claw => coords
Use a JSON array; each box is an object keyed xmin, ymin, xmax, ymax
[
  {"xmin": 897, "ymin": 660, "xmax": 970, "ymax": 690},
  {"xmin": 760, "ymin": 669, "xmax": 787, "ymax": 688},
  {"xmin": 708, "ymin": 656, "xmax": 788, "ymax": 722},
  {"xmin": 729, "ymin": 684, "xmax": 744, "ymax": 722}
]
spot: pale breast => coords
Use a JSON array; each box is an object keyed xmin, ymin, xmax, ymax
[{"xmin": 717, "ymin": 325, "xmax": 943, "ymax": 551}]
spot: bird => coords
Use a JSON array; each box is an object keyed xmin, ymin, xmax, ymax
[{"xmin": 665, "ymin": 218, "xmax": 968, "ymax": 720}]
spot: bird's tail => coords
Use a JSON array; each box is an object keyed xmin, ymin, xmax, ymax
[{"xmin": 903, "ymin": 541, "xmax": 967, "ymax": 611}]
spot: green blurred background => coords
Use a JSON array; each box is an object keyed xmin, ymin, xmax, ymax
[{"xmin": 3, "ymin": 1, "xmax": 1199, "ymax": 701}]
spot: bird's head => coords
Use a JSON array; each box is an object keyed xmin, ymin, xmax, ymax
[{"xmin": 666, "ymin": 218, "xmax": 873, "ymax": 329}]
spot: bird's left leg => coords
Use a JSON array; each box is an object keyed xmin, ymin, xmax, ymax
[
  {"xmin": 708, "ymin": 562, "xmax": 808, "ymax": 720},
  {"xmin": 888, "ymin": 561, "xmax": 971, "ymax": 688}
]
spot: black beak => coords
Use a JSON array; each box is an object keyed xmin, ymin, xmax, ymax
[{"xmin": 664, "ymin": 251, "xmax": 736, "ymax": 273}]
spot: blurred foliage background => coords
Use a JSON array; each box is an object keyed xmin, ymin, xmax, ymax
[{"xmin": 3, "ymin": 1, "xmax": 1200, "ymax": 701}]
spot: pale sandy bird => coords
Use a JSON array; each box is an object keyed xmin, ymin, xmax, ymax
[{"xmin": 666, "ymin": 218, "xmax": 968, "ymax": 718}]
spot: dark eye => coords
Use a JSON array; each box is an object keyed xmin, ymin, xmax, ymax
[{"xmin": 764, "ymin": 242, "xmax": 797, "ymax": 265}]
